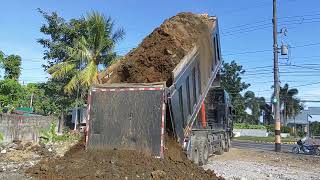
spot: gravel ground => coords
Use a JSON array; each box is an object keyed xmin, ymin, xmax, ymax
[{"xmin": 203, "ymin": 148, "xmax": 320, "ymax": 180}]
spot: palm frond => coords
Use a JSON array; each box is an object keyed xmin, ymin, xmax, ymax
[
  {"xmin": 288, "ymin": 88, "xmax": 298, "ymax": 96},
  {"xmin": 64, "ymin": 73, "xmax": 80, "ymax": 93},
  {"xmin": 48, "ymin": 61, "xmax": 77, "ymax": 79},
  {"xmin": 79, "ymin": 61, "xmax": 98, "ymax": 87},
  {"xmin": 112, "ymin": 28, "xmax": 125, "ymax": 43},
  {"xmin": 67, "ymin": 37, "xmax": 91, "ymax": 63}
]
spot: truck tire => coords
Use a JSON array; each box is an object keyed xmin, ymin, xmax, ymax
[
  {"xmin": 192, "ymin": 147, "xmax": 200, "ymax": 165},
  {"xmin": 224, "ymin": 134, "xmax": 231, "ymax": 152},
  {"xmin": 188, "ymin": 137, "xmax": 200, "ymax": 164},
  {"xmin": 198, "ymin": 138, "xmax": 209, "ymax": 166},
  {"xmin": 216, "ymin": 141, "xmax": 224, "ymax": 155},
  {"xmin": 221, "ymin": 135, "xmax": 226, "ymax": 150}
]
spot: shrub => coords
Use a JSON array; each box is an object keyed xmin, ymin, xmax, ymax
[
  {"xmin": 281, "ymin": 126, "xmax": 291, "ymax": 133},
  {"xmin": 40, "ymin": 122, "xmax": 81, "ymax": 144},
  {"xmin": 266, "ymin": 125, "xmax": 275, "ymax": 132},
  {"xmin": 297, "ymin": 131, "xmax": 307, "ymax": 138},
  {"xmin": 0, "ymin": 132, "xmax": 3, "ymax": 142},
  {"xmin": 266, "ymin": 125, "xmax": 291, "ymax": 133}
]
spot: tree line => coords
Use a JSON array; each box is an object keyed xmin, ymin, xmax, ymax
[{"xmin": 221, "ymin": 61, "xmax": 304, "ymax": 125}]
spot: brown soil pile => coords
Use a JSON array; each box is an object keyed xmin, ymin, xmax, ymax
[
  {"xmin": 101, "ymin": 12, "xmax": 212, "ymax": 85},
  {"xmin": 27, "ymin": 140, "xmax": 221, "ymax": 180}
]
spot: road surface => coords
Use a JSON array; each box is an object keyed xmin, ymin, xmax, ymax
[{"xmin": 232, "ymin": 141, "xmax": 295, "ymax": 153}]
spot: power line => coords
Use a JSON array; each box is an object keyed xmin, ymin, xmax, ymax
[
  {"xmin": 221, "ymin": 14, "xmax": 320, "ymax": 37},
  {"xmin": 223, "ymin": 41, "xmax": 320, "ymax": 56},
  {"xmin": 223, "ymin": 49, "xmax": 272, "ymax": 56},
  {"xmin": 292, "ymin": 81, "xmax": 320, "ymax": 88},
  {"xmin": 222, "ymin": 11, "xmax": 320, "ymax": 31}
]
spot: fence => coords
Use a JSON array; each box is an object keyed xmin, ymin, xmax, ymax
[
  {"xmin": 233, "ymin": 129, "xmax": 268, "ymax": 137},
  {"xmin": 0, "ymin": 113, "xmax": 55, "ymax": 143}
]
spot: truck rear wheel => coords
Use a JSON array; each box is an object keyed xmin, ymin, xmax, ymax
[
  {"xmin": 224, "ymin": 134, "xmax": 231, "ymax": 152},
  {"xmin": 188, "ymin": 137, "xmax": 200, "ymax": 165},
  {"xmin": 198, "ymin": 138, "xmax": 209, "ymax": 166},
  {"xmin": 192, "ymin": 147, "xmax": 200, "ymax": 165},
  {"xmin": 216, "ymin": 141, "xmax": 224, "ymax": 155}
]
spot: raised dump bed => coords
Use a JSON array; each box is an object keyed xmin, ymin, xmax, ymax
[{"xmin": 87, "ymin": 13, "xmax": 227, "ymax": 162}]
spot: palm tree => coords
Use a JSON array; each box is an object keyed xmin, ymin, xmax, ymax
[
  {"xmin": 244, "ymin": 91, "xmax": 261, "ymax": 124},
  {"xmin": 48, "ymin": 11, "xmax": 124, "ymax": 93},
  {"xmin": 279, "ymin": 83, "xmax": 302, "ymax": 124}
]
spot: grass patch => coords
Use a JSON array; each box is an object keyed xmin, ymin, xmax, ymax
[{"xmin": 233, "ymin": 136, "xmax": 298, "ymax": 143}]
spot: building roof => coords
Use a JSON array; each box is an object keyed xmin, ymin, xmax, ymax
[{"xmin": 287, "ymin": 107, "xmax": 320, "ymax": 125}]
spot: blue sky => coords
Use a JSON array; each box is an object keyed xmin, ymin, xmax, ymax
[{"xmin": 0, "ymin": 0, "xmax": 320, "ymax": 107}]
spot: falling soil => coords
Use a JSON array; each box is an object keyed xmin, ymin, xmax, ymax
[
  {"xmin": 26, "ymin": 138, "xmax": 221, "ymax": 180},
  {"xmin": 101, "ymin": 12, "xmax": 212, "ymax": 86}
]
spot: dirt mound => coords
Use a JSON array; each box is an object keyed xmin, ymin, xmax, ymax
[
  {"xmin": 27, "ymin": 139, "xmax": 221, "ymax": 180},
  {"xmin": 101, "ymin": 12, "xmax": 212, "ymax": 85}
]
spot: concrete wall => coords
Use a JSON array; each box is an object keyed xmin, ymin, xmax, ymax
[
  {"xmin": 0, "ymin": 114, "xmax": 55, "ymax": 143},
  {"xmin": 233, "ymin": 129, "xmax": 268, "ymax": 137}
]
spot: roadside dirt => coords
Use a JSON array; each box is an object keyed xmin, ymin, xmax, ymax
[
  {"xmin": 101, "ymin": 12, "xmax": 212, "ymax": 85},
  {"xmin": 27, "ymin": 139, "xmax": 222, "ymax": 180},
  {"xmin": 0, "ymin": 140, "xmax": 78, "ymax": 180},
  {"xmin": 203, "ymin": 148, "xmax": 320, "ymax": 179}
]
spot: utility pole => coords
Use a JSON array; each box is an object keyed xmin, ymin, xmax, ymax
[
  {"xmin": 74, "ymin": 58, "xmax": 82, "ymax": 131},
  {"xmin": 273, "ymin": 0, "xmax": 281, "ymax": 152}
]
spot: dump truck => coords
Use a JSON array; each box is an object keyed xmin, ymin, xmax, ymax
[{"xmin": 85, "ymin": 15, "xmax": 233, "ymax": 165}]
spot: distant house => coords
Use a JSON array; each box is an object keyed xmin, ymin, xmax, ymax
[
  {"xmin": 64, "ymin": 106, "xmax": 87, "ymax": 130},
  {"xmin": 286, "ymin": 107, "xmax": 320, "ymax": 133}
]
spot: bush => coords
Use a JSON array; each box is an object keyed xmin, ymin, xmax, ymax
[
  {"xmin": 266, "ymin": 125, "xmax": 291, "ymax": 133},
  {"xmin": 234, "ymin": 123, "xmax": 266, "ymax": 129},
  {"xmin": 40, "ymin": 122, "xmax": 81, "ymax": 144},
  {"xmin": 0, "ymin": 132, "xmax": 3, "ymax": 142},
  {"xmin": 266, "ymin": 125, "xmax": 275, "ymax": 132},
  {"xmin": 297, "ymin": 131, "xmax": 307, "ymax": 138},
  {"xmin": 281, "ymin": 126, "xmax": 291, "ymax": 133}
]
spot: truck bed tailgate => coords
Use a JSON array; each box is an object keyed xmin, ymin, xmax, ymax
[{"xmin": 86, "ymin": 83, "xmax": 166, "ymax": 157}]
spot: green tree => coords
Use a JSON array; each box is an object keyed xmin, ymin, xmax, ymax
[
  {"xmin": 37, "ymin": 8, "xmax": 88, "ymax": 69},
  {"xmin": 46, "ymin": 11, "xmax": 124, "ymax": 93},
  {"xmin": 38, "ymin": 9, "xmax": 89, "ymax": 117},
  {"xmin": 21, "ymin": 83, "xmax": 56, "ymax": 115},
  {"xmin": 37, "ymin": 10, "xmax": 123, "ymax": 119},
  {"xmin": 0, "ymin": 79, "xmax": 24, "ymax": 111},
  {"xmin": 243, "ymin": 92, "xmax": 267, "ymax": 124},
  {"xmin": 221, "ymin": 61, "xmax": 250, "ymax": 94},
  {"xmin": 244, "ymin": 91, "xmax": 260, "ymax": 124},
  {"xmin": 221, "ymin": 61, "xmax": 250, "ymax": 123},
  {"xmin": 0, "ymin": 54, "xmax": 22, "ymax": 80},
  {"xmin": 278, "ymin": 83, "xmax": 303, "ymax": 124},
  {"xmin": 310, "ymin": 121, "xmax": 320, "ymax": 136},
  {"xmin": 0, "ymin": 51, "xmax": 3, "ymax": 62}
]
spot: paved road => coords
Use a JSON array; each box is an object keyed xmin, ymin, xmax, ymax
[{"xmin": 232, "ymin": 141, "xmax": 295, "ymax": 153}]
